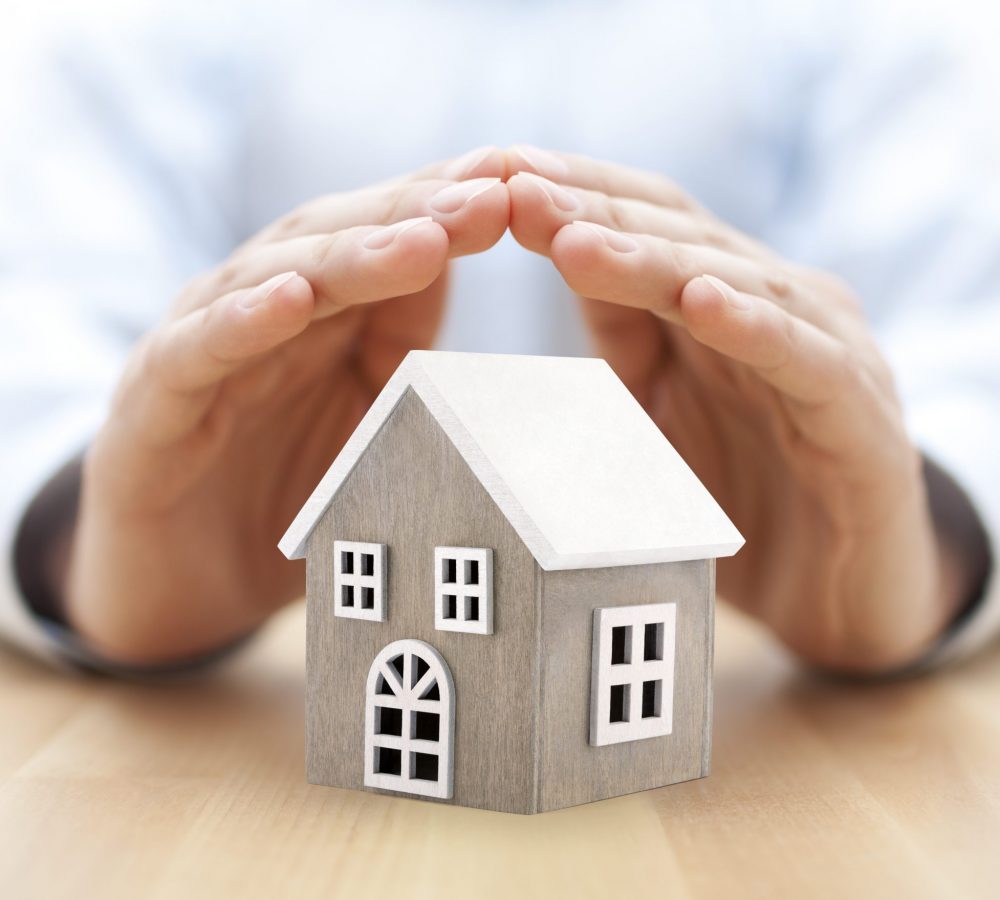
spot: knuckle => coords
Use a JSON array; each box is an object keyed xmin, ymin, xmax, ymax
[
  {"xmin": 699, "ymin": 223, "xmax": 731, "ymax": 250},
  {"xmin": 381, "ymin": 181, "xmax": 415, "ymax": 224},
  {"xmin": 666, "ymin": 241, "xmax": 696, "ymax": 275},
  {"xmin": 311, "ymin": 233, "xmax": 341, "ymax": 271},
  {"xmin": 764, "ymin": 272, "xmax": 796, "ymax": 302},
  {"xmin": 829, "ymin": 345, "xmax": 866, "ymax": 397},
  {"xmin": 212, "ymin": 260, "xmax": 244, "ymax": 295},
  {"xmin": 602, "ymin": 196, "xmax": 630, "ymax": 233}
]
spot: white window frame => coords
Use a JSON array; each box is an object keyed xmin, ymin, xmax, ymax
[
  {"xmin": 364, "ymin": 639, "xmax": 455, "ymax": 799},
  {"xmin": 434, "ymin": 546, "xmax": 493, "ymax": 635},
  {"xmin": 589, "ymin": 602, "xmax": 676, "ymax": 746},
  {"xmin": 333, "ymin": 540, "xmax": 387, "ymax": 622}
]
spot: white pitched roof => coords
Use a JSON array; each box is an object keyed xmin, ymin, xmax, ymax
[{"xmin": 279, "ymin": 351, "xmax": 744, "ymax": 569}]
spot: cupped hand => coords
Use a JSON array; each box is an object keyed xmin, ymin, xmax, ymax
[
  {"xmin": 66, "ymin": 148, "xmax": 509, "ymax": 663},
  {"xmin": 506, "ymin": 146, "xmax": 965, "ymax": 673}
]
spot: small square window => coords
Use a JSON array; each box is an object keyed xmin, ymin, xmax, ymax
[
  {"xmin": 375, "ymin": 746, "xmax": 401, "ymax": 776},
  {"xmin": 590, "ymin": 603, "xmax": 676, "ymax": 747},
  {"xmin": 376, "ymin": 706, "xmax": 402, "ymax": 736},
  {"xmin": 334, "ymin": 541, "xmax": 386, "ymax": 622},
  {"xmin": 435, "ymin": 547, "xmax": 493, "ymax": 635},
  {"xmin": 412, "ymin": 711, "xmax": 440, "ymax": 742},
  {"xmin": 410, "ymin": 752, "xmax": 439, "ymax": 782}
]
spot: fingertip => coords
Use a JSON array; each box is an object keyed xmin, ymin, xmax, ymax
[
  {"xmin": 680, "ymin": 273, "xmax": 727, "ymax": 315},
  {"xmin": 551, "ymin": 221, "xmax": 637, "ymax": 273},
  {"xmin": 681, "ymin": 275, "xmax": 754, "ymax": 335},
  {"xmin": 505, "ymin": 143, "xmax": 571, "ymax": 181},
  {"xmin": 441, "ymin": 145, "xmax": 505, "ymax": 181}
]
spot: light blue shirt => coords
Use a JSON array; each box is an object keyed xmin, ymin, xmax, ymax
[{"xmin": 1, "ymin": 0, "xmax": 998, "ymax": 666}]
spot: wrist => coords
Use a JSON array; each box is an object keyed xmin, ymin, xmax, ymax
[
  {"xmin": 923, "ymin": 453, "xmax": 992, "ymax": 637},
  {"xmin": 13, "ymin": 452, "xmax": 85, "ymax": 627}
]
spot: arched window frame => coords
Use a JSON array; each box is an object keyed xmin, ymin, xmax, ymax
[{"xmin": 364, "ymin": 639, "xmax": 455, "ymax": 799}]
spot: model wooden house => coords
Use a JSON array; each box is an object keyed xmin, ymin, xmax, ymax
[{"xmin": 279, "ymin": 351, "xmax": 743, "ymax": 814}]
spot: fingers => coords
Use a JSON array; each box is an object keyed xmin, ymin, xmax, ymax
[
  {"xmin": 206, "ymin": 216, "xmax": 452, "ymax": 318},
  {"xmin": 245, "ymin": 163, "xmax": 507, "ymax": 248},
  {"xmin": 118, "ymin": 272, "xmax": 316, "ymax": 447},
  {"xmin": 506, "ymin": 144, "xmax": 702, "ymax": 210},
  {"xmin": 679, "ymin": 275, "xmax": 900, "ymax": 462},
  {"xmin": 404, "ymin": 144, "xmax": 506, "ymax": 183},
  {"xmin": 547, "ymin": 219, "xmax": 842, "ymax": 333},
  {"xmin": 186, "ymin": 174, "xmax": 509, "ymax": 317},
  {"xmin": 508, "ymin": 170, "xmax": 770, "ymax": 260}
]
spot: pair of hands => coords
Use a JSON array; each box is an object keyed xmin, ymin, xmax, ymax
[{"xmin": 65, "ymin": 145, "xmax": 965, "ymax": 672}]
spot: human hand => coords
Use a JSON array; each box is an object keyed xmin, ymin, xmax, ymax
[
  {"xmin": 506, "ymin": 146, "xmax": 970, "ymax": 673},
  {"xmin": 65, "ymin": 148, "xmax": 509, "ymax": 663}
]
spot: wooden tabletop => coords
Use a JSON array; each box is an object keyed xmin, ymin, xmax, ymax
[{"xmin": 1, "ymin": 603, "xmax": 998, "ymax": 900}]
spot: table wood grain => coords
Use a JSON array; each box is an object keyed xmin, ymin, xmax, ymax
[{"xmin": 1, "ymin": 603, "xmax": 998, "ymax": 900}]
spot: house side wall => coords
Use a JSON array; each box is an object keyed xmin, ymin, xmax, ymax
[
  {"xmin": 537, "ymin": 559, "xmax": 714, "ymax": 812},
  {"xmin": 306, "ymin": 389, "xmax": 539, "ymax": 814}
]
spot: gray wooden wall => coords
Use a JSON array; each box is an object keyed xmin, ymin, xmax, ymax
[
  {"xmin": 305, "ymin": 388, "xmax": 540, "ymax": 814},
  {"xmin": 536, "ymin": 560, "xmax": 714, "ymax": 812}
]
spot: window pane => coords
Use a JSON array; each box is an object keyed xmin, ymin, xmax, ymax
[
  {"xmin": 361, "ymin": 553, "xmax": 375, "ymax": 576},
  {"xmin": 464, "ymin": 559, "xmax": 479, "ymax": 585},
  {"xmin": 412, "ymin": 711, "xmax": 440, "ymax": 742},
  {"xmin": 611, "ymin": 625, "xmax": 632, "ymax": 665},
  {"xmin": 442, "ymin": 558, "xmax": 457, "ymax": 583},
  {"xmin": 412, "ymin": 655, "xmax": 429, "ymax": 688},
  {"xmin": 375, "ymin": 746, "xmax": 401, "ymax": 775},
  {"xmin": 443, "ymin": 595, "xmax": 457, "ymax": 619},
  {"xmin": 361, "ymin": 586, "xmax": 375, "ymax": 609},
  {"xmin": 341, "ymin": 584, "xmax": 355, "ymax": 607},
  {"xmin": 376, "ymin": 706, "xmax": 402, "ymax": 736},
  {"xmin": 340, "ymin": 551, "xmax": 354, "ymax": 575},
  {"xmin": 644, "ymin": 622, "xmax": 664, "ymax": 661},
  {"xmin": 641, "ymin": 680, "xmax": 662, "ymax": 718},
  {"xmin": 410, "ymin": 752, "xmax": 439, "ymax": 782},
  {"xmin": 464, "ymin": 596, "xmax": 479, "ymax": 621},
  {"xmin": 610, "ymin": 683, "xmax": 630, "ymax": 723}
]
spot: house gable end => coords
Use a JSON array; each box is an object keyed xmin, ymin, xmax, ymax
[{"xmin": 305, "ymin": 388, "xmax": 541, "ymax": 813}]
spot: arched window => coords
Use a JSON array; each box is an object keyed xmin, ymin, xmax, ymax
[{"xmin": 364, "ymin": 639, "xmax": 455, "ymax": 799}]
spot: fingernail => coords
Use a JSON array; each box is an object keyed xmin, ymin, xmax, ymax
[
  {"xmin": 573, "ymin": 220, "xmax": 639, "ymax": 253},
  {"xmin": 243, "ymin": 270, "xmax": 297, "ymax": 308},
  {"xmin": 511, "ymin": 144, "xmax": 570, "ymax": 179},
  {"xmin": 363, "ymin": 216, "xmax": 434, "ymax": 250},
  {"xmin": 703, "ymin": 273, "xmax": 752, "ymax": 310},
  {"xmin": 517, "ymin": 171, "xmax": 579, "ymax": 212},
  {"xmin": 442, "ymin": 145, "xmax": 495, "ymax": 180},
  {"xmin": 428, "ymin": 177, "xmax": 501, "ymax": 214}
]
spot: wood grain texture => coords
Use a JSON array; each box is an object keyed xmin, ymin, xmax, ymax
[
  {"xmin": 537, "ymin": 561, "xmax": 712, "ymax": 812},
  {"xmin": 306, "ymin": 388, "xmax": 539, "ymax": 813},
  {"xmin": 2, "ymin": 604, "xmax": 1000, "ymax": 899}
]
